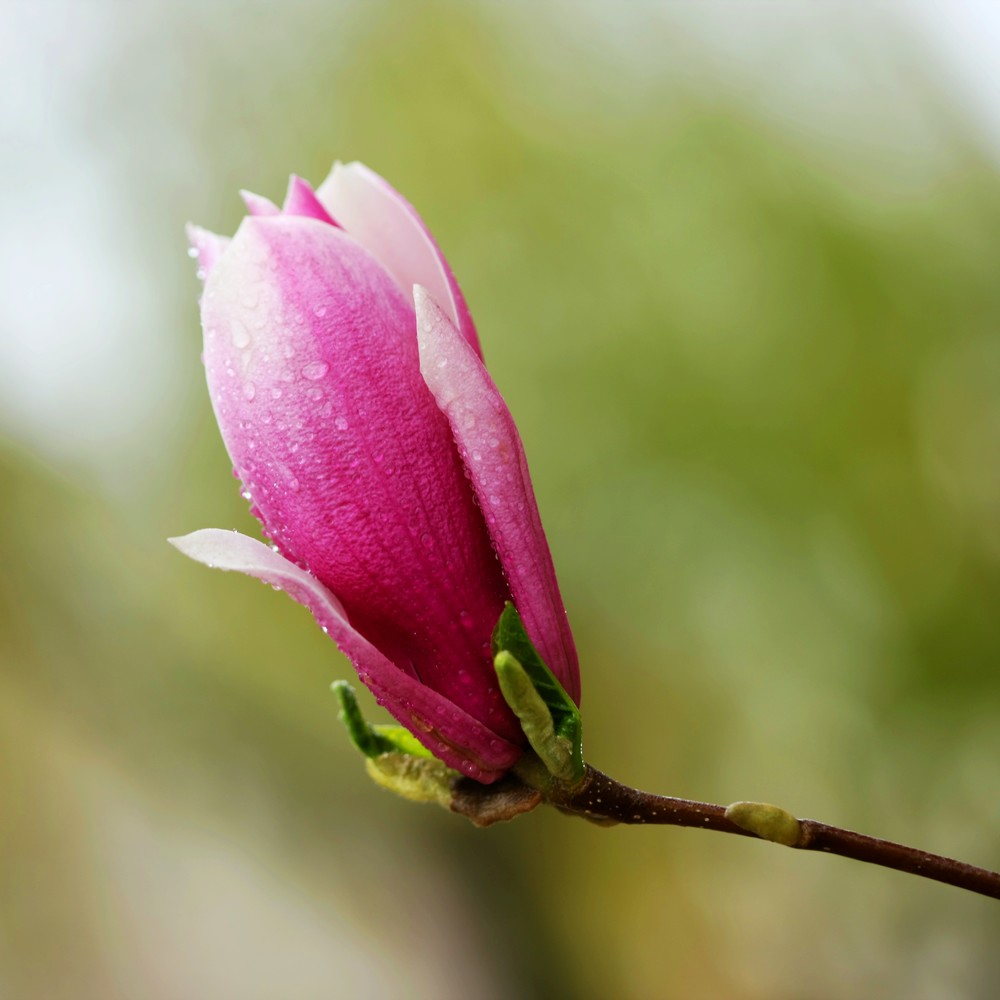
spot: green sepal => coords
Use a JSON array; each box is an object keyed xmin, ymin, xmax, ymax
[
  {"xmin": 491, "ymin": 603, "xmax": 583, "ymax": 782},
  {"xmin": 332, "ymin": 680, "xmax": 431, "ymax": 759},
  {"xmin": 365, "ymin": 752, "xmax": 456, "ymax": 807},
  {"xmin": 371, "ymin": 724, "xmax": 433, "ymax": 758}
]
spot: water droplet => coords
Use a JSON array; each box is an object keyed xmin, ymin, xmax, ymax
[
  {"xmin": 459, "ymin": 610, "xmax": 475, "ymax": 630},
  {"xmin": 313, "ymin": 304, "xmax": 328, "ymax": 318},
  {"xmin": 472, "ymin": 450, "xmax": 482, "ymax": 462},
  {"xmin": 458, "ymin": 670, "xmax": 473, "ymax": 686},
  {"xmin": 307, "ymin": 387, "xmax": 323, "ymax": 401},
  {"xmin": 187, "ymin": 246, "xmax": 199, "ymax": 259},
  {"xmin": 240, "ymin": 489, "xmax": 252, "ymax": 501},
  {"xmin": 302, "ymin": 360, "xmax": 329, "ymax": 380},
  {"xmin": 288, "ymin": 477, "xmax": 300, "ymax": 491},
  {"xmin": 283, "ymin": 343, "xmax": 295, "ymax": 359},
  {"xmin": 271, "ymin": 387, "xmax": 282, "ymax": 400},
  {"xmin": 420, "ymin": 532, "xmax": 433, "ymax": 548},
  {"xmin": 242, "ymin": 381, "xmax": 256, "ymax": 401},
  {"xmin": 334, "ymin": 416, "xmax": 349, "ymax": 431},
  {"xmin": 231, "ymin": 320, "xmax": 250, "ymax": 348},
  {"xmin": 489, "ymin": 437, "xmax": 500, "ymax": 449}
]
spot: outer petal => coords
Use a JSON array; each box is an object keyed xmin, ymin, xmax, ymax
[
  {"xmin": 200, "ymin": 216, "xmax": 523, "ymax": 743},
  {"xmin": 282, "ymin": 175, "xmax": 341, "ymax": 227},
  {"xmin": 316, "ymin": 161, "xmax": 482, "ymax": 359},
  {"xmin": 169, "ymin": 530, "xmax": 521, "ymax": 781},
  {"xmin": 240, "ymin": 190, "xmax": 281, "ymax": 216},
  {"xmin": 416, "ymin": 287, "xmax": 581, "ymax": 704},
  {"xmin": 186, "ymin": 224, "xmax": 230, "ymax": 281}
]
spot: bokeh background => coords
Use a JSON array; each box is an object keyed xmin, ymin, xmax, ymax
[{"xmin": 2, "ymin": 0, "xmax": 1000, "ymax": 996}]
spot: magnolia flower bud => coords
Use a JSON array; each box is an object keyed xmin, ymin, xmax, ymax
[{"xmin": 172, "ymin": 163, "xmax": 579, "ymax": 783}]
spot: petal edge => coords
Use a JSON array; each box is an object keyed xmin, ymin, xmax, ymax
[
  {"xmin": 414, "ymin": 289, "xmax": 581, "ymax": 704},
  {"xmin": 169, "ymin": 529, "xmax": 522, "ymax": 782}
]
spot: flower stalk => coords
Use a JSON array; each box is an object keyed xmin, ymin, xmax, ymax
[{"xmin": 512, "ymin": 765, "xmax": 1000, "ymax": 900}]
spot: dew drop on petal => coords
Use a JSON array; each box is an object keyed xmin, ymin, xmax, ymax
[
  {"xmin": 271, "ymin": 387, "xmax": 282, "ymax": 400},
  {"xmin": 302, "ymin": 361, "xmax": 329, "ymax": 380},
  {"xmin": 231, "ymin": 320, "xmax": 250, "ymax": 348},
  {"xmin": 334, "ymin": 416, "xmax": 349, "ymax": 431},
  {"xmin": 243, "ymin": 381, "xmax": 256, "ymax": 401},
  {"xmin": 313, "ymin": 304, "xmax": 328, "ymax": 318}
]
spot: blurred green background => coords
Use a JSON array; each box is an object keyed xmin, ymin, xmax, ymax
[{"xmin": 2, "ymin": 1, "xmax": 999, "ymax": 997}]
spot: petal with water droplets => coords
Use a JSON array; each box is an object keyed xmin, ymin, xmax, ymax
[
  {"xmin": 169, "ymin": 529, "xmax": 522, "ymax": 782},
  {"xmin": 416, "ymin": 287, "xmax": 580, "ymax": 704},
  {"xmin": 317, "ymin": 161, "xmax": 481, "ymax": 358},
  {"xmin": 185, "ymin": 224, "xmax": 230, "ymax": 281}
]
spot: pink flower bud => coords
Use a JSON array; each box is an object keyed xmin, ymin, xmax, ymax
[{"xmin": 172, "ymin": 163, "xmax": 579, "ymax": 782}]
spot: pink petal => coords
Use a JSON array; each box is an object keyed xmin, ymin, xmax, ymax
[
  {"xmin": 316, "ymin": 161, "xmax": 482, "ymax": 359},
  {"xmin": 281, "ymin": 175, "xmax": 341, "ymax": 228},
  {"xmin": 416, "ymin": 287, "xmax": 581, "ymax": 704},
  {"xmin": 200, "ymin": 216, "xmax": 524, "ymax": 744},
  {"xmin": 240, "ymin": 190, "xmax": 281, "ymax": 216},
  {"xmin": 168, "ymin": 529, "xmax": 522, "ymax": 782},
  {"xmin": 186, "ymin": 223, "xmax": 230, "ymax": 281}
]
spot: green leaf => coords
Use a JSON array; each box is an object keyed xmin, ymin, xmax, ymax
[
  {"xmin": 332, "ymin": 680, "xmax": 431, "ymax": 759},
  {"xmin": 491, "ymin": 603, "xmax": 583, "ymax": 781}
]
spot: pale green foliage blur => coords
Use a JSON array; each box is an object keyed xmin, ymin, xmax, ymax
[{"xmin": 1, "ymin": 2, "xmax": 999, "ymax": 998}]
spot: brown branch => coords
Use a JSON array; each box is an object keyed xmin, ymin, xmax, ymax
[{"xmin": 540, "ymin": 765, "xmax": 1000, "ymax": 900}]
